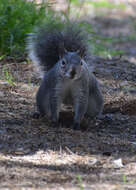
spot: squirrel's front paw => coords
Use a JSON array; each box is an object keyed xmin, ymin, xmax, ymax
[
  {"xmin": 73, "ymin": 122, "xmax": 80, "ymax": 130},
  {"xmin": 32, "ymin": 112, "xmax": 44, "ymax": 119},
  {"xmin": 51, "ymin": 121, "xmax": 60, "ymax": 128}
]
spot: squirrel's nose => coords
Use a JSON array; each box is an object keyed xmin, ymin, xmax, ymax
[
  {"xmin": 69, "ymin": 68, "xmax": 76, "ymax": 79},
  {"xmin": 65, "ymin": 66, "xmax": 76, "ymax": 79}
]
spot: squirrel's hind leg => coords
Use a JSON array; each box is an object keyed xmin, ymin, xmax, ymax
[
  {"xmin": 35, "ymin": 83, "xmax": 51, "ymax": 119},
  {"xmin": 87, "ymin": 88, "xmax": 104, "ymax": 118},
  {"xmin": 72, "ymin": 91, "xmax": 88, "ymax": 130},
  {"xmin": 32, "ymin": 111, "xmax": 44, "ymax": 119},
  {"xmin": 49, "ymin": 90, "xmax": 62, "ymax": 128}
]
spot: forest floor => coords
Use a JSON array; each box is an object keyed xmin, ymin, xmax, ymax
[{"xmin": 0, "ymin": 3, "xmax": 136, "ymax": 190}]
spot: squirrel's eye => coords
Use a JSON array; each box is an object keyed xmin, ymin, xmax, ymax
[{"xmin": 61, "ymin": 60, "xmax": 66, "ymax": 65}]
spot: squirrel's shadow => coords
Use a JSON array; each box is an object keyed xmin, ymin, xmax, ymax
[{"xmin": 37, "ymin": 108, "xmax": 110, "ymax": 132}]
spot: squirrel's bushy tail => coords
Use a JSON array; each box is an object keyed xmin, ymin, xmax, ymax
[{"xmin": 27, "ymin": 21, "xmax": 89, "ymax": 74}]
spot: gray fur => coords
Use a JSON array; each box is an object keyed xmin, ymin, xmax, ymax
[
  {"xmin": 28, "ymin": 25, "xmax": 104, "ymax": 129},
  {"xmin": 36, "ymin": 52, "xmax": 103, "ymax": 129}
]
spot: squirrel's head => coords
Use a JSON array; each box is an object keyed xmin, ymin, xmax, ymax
[{"xmin": 59, "ymin": 51, "xmax": 84, "ymax": 80}]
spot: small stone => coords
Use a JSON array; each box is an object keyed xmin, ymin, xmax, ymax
[{"xmin": 113, "ymin": 158, "xmax": 124, "ymax": 168}]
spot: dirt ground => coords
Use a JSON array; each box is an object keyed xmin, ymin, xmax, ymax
[{"xmin": 1, "ymin": 3, "xmax": 136, "ymax": 190}]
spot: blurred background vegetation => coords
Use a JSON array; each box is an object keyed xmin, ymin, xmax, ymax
[{"xmin": 0, "ymin": 0, "xmax": 136, "ymax": 60}]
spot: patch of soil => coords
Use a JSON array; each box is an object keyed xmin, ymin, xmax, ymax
[
  {"xmin": 1, "ymin": 4, "xmax": 136, "ymax": 190},
  {"xmin": 1, "ymin": 55, "xmax": 136, "ymax": 190}
]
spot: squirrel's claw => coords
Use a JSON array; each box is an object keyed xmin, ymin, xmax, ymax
[
  {"xmin": 51, "ymin": 121, "xmax": 60, "ymax": 128},
  {"xmin": 32, "ymin": 112, "xmax": 44, "ymax": 119},
  {"xmin": 73, "ymin": 122, "xmax": 81, "ymax": 130}
]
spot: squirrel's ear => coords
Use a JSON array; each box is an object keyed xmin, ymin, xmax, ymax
[
  {"xmin": 80, "ymin": 49, "xmax": 86, "ymax": 59},
  {"xmin": 59, "ymin": 42, "xmax": 67, "ymax": 59},
  {"xmin": 76, "ymin": 50, "xmax": 80, "ymax": 54},
  {"xmin": 59, "ymin": 54, "xmax": 63, "ymax": 60},
  {"xmin": 76, "ymin": 49, "xmax": 84, "ymax": 58},
  {"xmin": 64, "ymin": 48, "xmax": 68, "ymax": 54},
  {"xmin": 59, "ymin": 48, "xmax": 68, "ymax": 59}
]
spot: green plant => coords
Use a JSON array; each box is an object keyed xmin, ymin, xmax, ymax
[
  {"xmin": 0, "ymin": 0, "xmax": 125, "ymax": 60},
  {"xmin": 122, "ymin": 175, "xmax": 135, "ymax": 185},
  {"xmin": 87, "ymin": 0, "xmax": 125, "ymax": 10},
  {"xmin": 77, "ymin": 175, "xmax": 84, "ymax": 190},
  {"xmin": 0, "ymin": 0, "xmax": 52, "ymax": 57},
  {"xmin": 123, "ymin": 175, "xmax": 127, "ymax": 184},
  {"xmin": 60, "ymin": 1, "xmax": 125, "ymax": 58},
  {"xmin": 78, "ymin": 21, "xmax": 124, "ymax": 57},
  {"xmin": 65, "ymin": 0, "xmax": 126, "ymax": 19},
  {"xmin": 2, "ymin": 66, "xmax": 15, "ymax": 86},
  {"xmin": 90, "ymin": 34, "xmax": 124, "ymax": 57}
]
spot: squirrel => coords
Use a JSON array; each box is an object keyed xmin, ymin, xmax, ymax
[{"xmin": 27, "ymin": 22, "xmax": 104, "ymax": 130}]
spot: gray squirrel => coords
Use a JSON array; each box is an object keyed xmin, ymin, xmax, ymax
[{"xmin": 27, "ymin": 22, "xmax": 104, "ymax": 130}]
